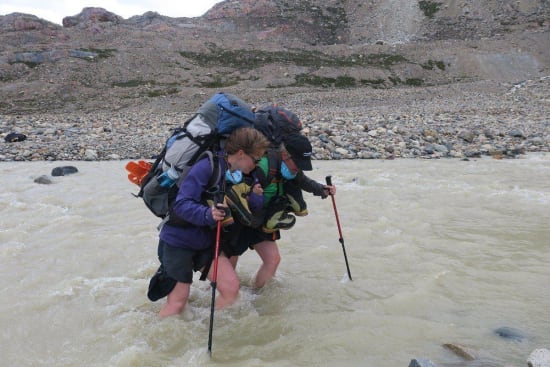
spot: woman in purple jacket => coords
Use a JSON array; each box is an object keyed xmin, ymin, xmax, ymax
[{"xmin": 154, "ymin": 127, "xmax": 269, "ymax": 318}]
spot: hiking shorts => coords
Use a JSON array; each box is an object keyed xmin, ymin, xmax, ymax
[
  {"xmin": 159, "ymin": 240, "xmax": 212, "ymax": 283},
  {"xmin": 247, "ymin": 227, "xmax": 281, "ymax": 247},
  {"xmin": 221, "ymin": 224, "xmax": 281, "ymax": 257}
]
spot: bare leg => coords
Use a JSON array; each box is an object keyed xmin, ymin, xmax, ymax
[
  {"xmin": 228, "ymin": 255, "xmax": 239, "ymax": 269},
  {"xmin": 253, "ymin": 240, "xmax": 281, "ymax": 288},
  {"xmin": 208, "ymin": 255, "xmax": 240, "ymax": 309},
  {"xmin": 159, "ymin": 281, "xmax": 190, "ymax": 318}
]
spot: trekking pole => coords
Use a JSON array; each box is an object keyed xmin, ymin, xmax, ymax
[
  {"xmin": 208, "ymin": 190, "xmax": 224, "ymax": 356},
  {"xmin": 325, "ymin": 176, "xmax": 352, "ymax": 280}
]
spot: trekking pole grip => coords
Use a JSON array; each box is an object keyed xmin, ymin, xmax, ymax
[
  {"xmin": 214, "ymin": 191, "xmax": 224, "ymax": 206},
  {"xmin": 325, "ymin": 175, "xmax": 333, "ymax": 188}
]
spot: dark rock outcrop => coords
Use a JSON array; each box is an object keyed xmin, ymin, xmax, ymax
[
  {"xmin": 62, "ymin": 7, "xmax": 122, "ymax": 27},
  {"xmin": 0, "ymin": 13, "xmax": 59, "ymax": 32}
]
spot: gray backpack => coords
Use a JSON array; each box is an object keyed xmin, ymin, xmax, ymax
[{"xmin": 137, "ymin": 92, "xmax": 255, "ymax": 218}]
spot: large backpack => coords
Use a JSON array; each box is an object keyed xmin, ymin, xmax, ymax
[
  {"xmin": 133, "ymin": 92, "xmax": 255, "ymax": 218},
  {"xmin": 253, "ymin": 104, "xmax": 304, "ymax": 187},
  {"xmin": 253, "ymin": 104, "xmax": 303, "ymax": 147}
]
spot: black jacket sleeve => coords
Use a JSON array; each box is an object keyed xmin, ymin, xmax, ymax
[{"xmin": 293, "ymin": 170, "xmax": 328, "ymax": 198}]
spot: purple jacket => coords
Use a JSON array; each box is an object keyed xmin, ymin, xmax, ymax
[
  {"xmin": 159, "ymin": 156, "xmax": 226, "ymax": 250},
  {"xmin": 244, "ymin": 174, "xmax": 264, "ymax": 213}
]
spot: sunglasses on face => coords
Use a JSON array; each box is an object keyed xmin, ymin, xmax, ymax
[{"xmin": 250, "ymin": 155, "xmax": 262, "ymax": 164}]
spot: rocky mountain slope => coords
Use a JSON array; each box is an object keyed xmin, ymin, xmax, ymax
[{"xmin": 1, "ymin": 0, "xmax": 548, "ymax": 115}]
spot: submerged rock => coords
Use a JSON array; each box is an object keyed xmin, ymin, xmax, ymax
[
  {"xmin": 51, "ymin": 166, "xmax": 79, "ymax": 176},
  {"xmin": 494, "ymin": 326, "xmax": 526, "ymax": 342},
  {"xmin": 408, "ymin": 358, "xmax": 438, "ymax": 367},
  {"xmin": 442, "ymin": 343, "xmax": 476, "ymax": 361},
  {"xmin": 34, "ymin": 175, "xmax": 52, "ymax": 184}
]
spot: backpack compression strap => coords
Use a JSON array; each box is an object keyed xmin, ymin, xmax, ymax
[{"xmin": 204, "ymin": 150, "xmax": 223, "ymax": 190}]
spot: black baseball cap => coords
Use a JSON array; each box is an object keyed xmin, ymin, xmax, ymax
[{"xmin": 283, "ymin": 133, "xmax": 313, "ymax": 171}]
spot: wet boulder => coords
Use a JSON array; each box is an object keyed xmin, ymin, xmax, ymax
[
  {"xmin": 527, "ymin": 348, "xmax": 550, "ymax": 367},
  {"xmin": 51, "ymin": 166, "xmax": 79, "ymax": 176},
  {"xmin": 494, "ymin": 326, "xmax": 526, "ymax": 342},
  {"xmin": 442, "ymin": 343, "xmax": 476, "ymax": 361},
  {"xmin": 4, "ymin": 132, "xmax": 27, "ymax": 142},
  {"xmin": 408, "ymin": 358, "xmax": 438, "ymax": 367},
  {"xmin": 34, "ymin": 175, "xmax": 52, "ymax": 184}
]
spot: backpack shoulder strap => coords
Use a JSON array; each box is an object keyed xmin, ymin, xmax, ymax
[
  {"xmin": 255, "ymin": 164, "xmax": 268, "ymax": 188},
  {"xmin": 266, "ymin": 149, "xmax": 281, "ymax": 182},
  {"xmin": 196, "ymin": 150, "xmax": 222, "ymax": 190},
  {"xmin": 256, "ymin": 149, "xmax": 281, "ymax": 188}
]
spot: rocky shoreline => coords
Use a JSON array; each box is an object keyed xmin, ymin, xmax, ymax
[{"xmin": 1, "ymin": 78, "xmax": 549, "ymax": 162}]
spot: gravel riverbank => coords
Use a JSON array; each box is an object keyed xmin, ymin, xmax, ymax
[{"xmin": 1, "ymin": 78, "xmax": 549, "ymax": 162}]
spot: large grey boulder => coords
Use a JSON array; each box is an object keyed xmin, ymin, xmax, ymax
[{"xmin": 528, "ymin": 348, "xmax": 550, "ymax": 367}]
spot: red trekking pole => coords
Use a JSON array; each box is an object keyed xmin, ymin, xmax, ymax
[
  {"xmin": 326, "ymin": 176, "xmax": 352, "ymax": 280},
  {"xmin": 208, "ymin": 191, "xmax": 224, "ymax": 356}
]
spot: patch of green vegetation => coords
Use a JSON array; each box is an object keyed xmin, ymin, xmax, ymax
[
  {"xmin": 389, "ymin": 76, "xmax": 402, "ymax": 85},
  {"xmin": 0, "ymin": 75, "xmax": 15, "ymax": 82},
  {"xmin": 434, "ymin": 60, "xmax": 446, "ymax": 70},
  {"xmin": 292, "ymin": 74, "xmax": 357, "ymax": 88},
  {"xmin": 291, "ymin": 74, "xmax": 426, "ymax": 88},
  {"xmin": 360, "ymin": 78, "xmax": 386, "ymax": 87},
  {"xmin": 334, "ymin": 76, "xmax": 356, "ymax": 87},
  {"xmin": 418, "ymin": 1, "xmax": 442, "ymax": 18},
  {"xmin": 180, "ymin": 47, "xmax": 329, "ymax": 69},
  {"xmin": 112, "ymin": 80, "xmax": 156, "ymax": 88},
  {"xmin": 421, "ymin": 60, "xmax": 434, "ymax": 70},
  {"xmin": 147, "ymin": 87, "xmax": 178, "ymax": 97},
  {"xmin": 9, "ymin": 61, "xmax": 40, "ymax": 68},
  {"xmin": 179, "ymin": 46, "xmax": 409, "ymax": 70},
  {"xmin": 387, "ymin": 76, "xmax": 425, "ymax": 87},
  {"xmin": 405, "ymin": 78, "xmax": 424, "ymax": 86},
  {"xmin": 199, "ymin": 75, "xmax": 240, "ymax": 88},
  {"xmin": 293, "ymin": 74, "xmax": 334, "ymax": 87},
  {"xmin": 420, "ymin": 60, "xmax": 446, "ymax": 70},
  {"xmin": 364, "ymin": 54, "xmax": 408, "ymax": 68}
]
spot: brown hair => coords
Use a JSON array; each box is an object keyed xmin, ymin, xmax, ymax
[{"xmin": 225, "ymin": 127, "xmax": 270, "ymax": 158}]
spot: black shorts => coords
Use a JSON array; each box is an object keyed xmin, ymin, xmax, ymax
[
  {"xmin": 159, "ymin": 240, "xmax": 213, "ymax": 283},
  {"xmin": 220, "ymin": 223, "xmax": 281, "ymax": 257}
]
